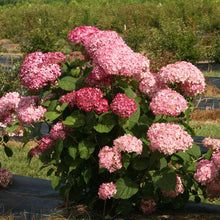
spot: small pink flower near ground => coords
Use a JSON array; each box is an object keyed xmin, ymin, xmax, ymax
[
  {"xmin": 0, "ymin": 168, "xmax": 13, "ymax": 187},
  {"xmin": 194, "ymin": 159, "xmax": 219, "ymax": 185},
  {"xmin": 98, "ymin": 182, "xmax": 117, "ymax": 200},
  {"xmin": 113, "ymin": 134, "xmax": 143, "ymax": 155},
  {"xmin": 162, "ymin": 174, "xmax": 184, "ymax": 197},
  {"xmin": 150, "ymin": 88, "xmax": 188, "ymax": 116},
  {"xmin": 110, "ymin": 93, "xmax": 137, "ymax": 118},
  {"xmin": 98, "ymin": 146, "xmax": 122, "ymax": 173},
  {"xmin": 140, "ymin": 198, "xmax": 156, "ymax": 215},
  {"xmin": 202, "ymin": 137, "xmax": 220, "ymax": 152}
]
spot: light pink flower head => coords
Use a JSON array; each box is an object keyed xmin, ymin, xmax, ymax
[
  {"xmin": 150, "ymin": 88, "xmax": 188, "ymax": 116},
  {"xmin": 98, "ymin": 146, "xmax": 122, "ymax": 173},
  {"xmin": 0, "ymin": 167, "xmax": 12, "ymax": 187},
  {"xmin": 194, "ymin": 159, "xmax": 219, "ymax": 185},
  {"xmin": 140, "ymin": 198, "xmax": 156, "ymax": 215},
  {"xmin": 110, "ymin": 93, "xmax": 137, "ymax": 118},
  {"xmin": 19, "ymin": 52, "xmax": 64, "ymax": 91},
  {"xmin": 113, "ymin": 134, "xmax": 143, "ymax": 155},
  {"xmin": 98, "ymin": 182, "xmax": 117, "ymax": 200},
  {"xmin": 16, "ymin": 96, "xmax": 47, "ymax": 124},
  {"xmin": 67, "ymin": 25, "xmax": 100, "ymax": 44},
  {"xmin": 158, "ymin": 61, "xmax": 205, "ymax": 97},
  {"xmin": 162, "ymin": 174, "xmax": 184, "ymax": 197},
  {"xmin": 202, "ymin": 137, "xmax": 220, "ymax": 152},
  {"xmin": 147, "ymin": 123, "xmax": 193, "ymax": 155},
  {"xmin": 211, "ymin": 151, "xmax": 220, "ymax": 170}
]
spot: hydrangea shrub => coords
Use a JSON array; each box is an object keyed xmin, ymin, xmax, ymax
[{"xmin": 1, "ymin": 25, "xmax": 219, "ymax": 217}]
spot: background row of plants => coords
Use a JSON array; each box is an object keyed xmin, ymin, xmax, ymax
[{"xmin": 0, "ymin": 0, "xmax": 219, "ymax": 71}]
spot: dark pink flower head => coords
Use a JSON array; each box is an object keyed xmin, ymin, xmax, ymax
[
  {"xmin": 67, "ymin": 25, "xmax": 100, "ymax": 44},
  {"xmin": 113, "ymin": 134, "xmax": 143, "ymax": 155},
  {"xmin": 202, "ymin": 137, "xmax": 220, "ymax": 152},
  {"xmin": 20, "ymin": 52, "xmax": 63, "ymax": 91},
  {"xmin": 98, "ymin": 146, "xmax": 122, "ymax": 173},
  {"xmin": 98, "ymin": 182, "xmax": 117, "ymax": 200},
  {"xmin": 194, "ymin": 159, "xmax": 219, "ymax": 185},
  {"xmin": 110, "ymin": 93, "xmax": 137, "ymax": 118},
  {"xmin": 0, "ymin": 92, "xmax": 21, "ymax": 124},
  {"xmin": 0, "ymin": 167, "xmax": 13, "ymax": 187},
  {"xmin": 158, "ymin": 61, "xmax": 205, "ymax": 97},
  {"xmin": 147, "ymin": 123, "xmax": 193, "ymax": 155},
  {"xmin": 30, "ymin": 146, "xmax": 41, "ymax": 157},
  {"xmin": 68, "ymin": 51, "xmax": 86, "ymax": 62},
  {"xmin": 75, "ymin": 87, "xmax": 109, "ymax": 114},
  {"xmin": 162, "ymin": 174, "xmax": 184, "ymax": 197},
  {"xmin": 150, "ymin": 88, "xmax": 188, "ymax": 116},
  {"xmin": 140, "ymin": 198, "xmax": 156, "ymax": 215},
  {"xmin": 50, "ymin": 121, "xmax": 67, "ymax": 140},
  {"xmin": 59, "ymin": 91, "xmax": 77, "ymax": 109},
  {"xmin": 46, "ymin": 52, "xmax": 66, "ymax": 64},
  {"xmin": 38, "ymin": 135, "xmax": 56, "ymax": 153},
  {"xmin": 16, "ymin": 96, "xmax": 47, "ymax": 124}
]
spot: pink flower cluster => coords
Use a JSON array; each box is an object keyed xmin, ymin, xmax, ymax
[
  {"xmin": 98, "ymin": 182, "xmax": 117, "ymax": 200},
  {"xmin": 30, "ymin": 121, "xmax": 67, "ymax": 156},
  {"xmin": 60, "ymin": 87, "xmax": 109, "ymax": 114},
  {"xmin": 194, "ymin": 159, "xmax": 219, "ymax": 185},
  {"xmin": 140, "ymin": 198, "xmax": 156, "ymax": 215},
  {"xmin": 147, "ymin": 123, "xmax": 193, "ymax": 155},
  {"xmin": 150, "ymin": 88, "xmax": 188, "ymax": 116},
  {"xmin": 162, "ymin": 174, "xmax": 184, "ymax": 197},
  {"xmin": 113, "ymin": 134, "xmax": 143, "ymax": 155},
  {"xmin": 98, "ymin": 134, "xmax": 143, "ymax": 172},
  {"xmin": 158, "ymin": 61, "xmax": 205, "ymax": 97},
  {"xmin": 0, "ymin": 167, "xmax": 12, "ymax": 187},
  {"xmin": 98, "ymin": 146, "xmax": 122, "ymax": 173},
  {"xmin": 110, "ymin": 93, "xmax": 137, "ymax": 118},
  {"xmin": 202, "ymin": 137, "xmax": 220, "ymax": 151},
  {"xmin": 20, "ymin": 51, "xmax": 66, "ymax": 91},
  {"xmin": 16, "ymin": 96, "xmax": 47, "ymax": 124}
]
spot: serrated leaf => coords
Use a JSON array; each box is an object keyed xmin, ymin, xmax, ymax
[
  {"xmin": 94, "ymin": 113, "xmax": 116, "ymax": 133},
  {"xmin": 44, "ymin": 111, "xmax": 61, "ymax": 121},
  {"xmin": 114, "ymin": 177, "xmax": 138, "ymax": 199},
  {"xmin": 78, "ymin": 140, "xmax": 95, "ymax": 160},
  {"xmin": 187, "ymin": 144, "xmax": 201, "ymax": 158},
  {"xmin": 58, "ymin": 76, "xmax": 81, "ymax": 91},
  {"xmin": 68, "ymin": 146, "xmax": 77, "ymax": 159}
]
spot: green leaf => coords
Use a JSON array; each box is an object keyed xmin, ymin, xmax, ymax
[
  {"xmin": 47, "ymin": 168, "xmax": 54, "ymax": 177},
  {"xmin": 78, "ymin": 140, "xmax": 95, "ymax": 160},
  {"xmin": 51, "ymin": 175, "xmax": 60, "ymax": 189},
  {"xmin": 132, "ymin": 157, "xmax": 148, "ymax": 171},
  {"xmin": 187, "ymin": 144, "xmax": 201, "ymax": 158},
  {"xmin": 114, "ymin": 177, "xmax": 139, "ymax": 199},
  {"xmin": 63, "ymin": 113, "xmax": 85, "ymax": 128},
  {"xmin": 44, "ymin": 111, "xmax": 61, "ymax": 121},
  {"xmin": 3, "ymin": 135, "xmax": 10, "ymax": 143},
  {"xmin": 174, "ymin": 151, "xmax": 191, "ymax": 163},
  {"xmin": 128, "ymin": 97, "xmax": 140, "ymax": 129},
  {"xmin": 152, "ymin": 168, "xmax": 176, "ymax": 191},
  {"xmin": 159, "ymin": 158, "xmax": 168, "ymax": 170},
  {"xmin": 4, "ymin": 144, "xmax": 13, "ymax": 157},
  {"xmin": 54, "ymin": 138, "xmax": 63, "ymax": 158},
  {"xmin": 93, "ymin": 113, "xmax": 117, "ymax": 133},
  {"xmin": 71, "ymin": 68, "xmax": 81, "ymax": 77},
  {"xmin": 82, "ymin": 168, "xmax": 92, "ymax": 184},
  {"xmin": 47, "ymin": 100, "xmax": 59, "ymax": 111},
  {"xmin": 68, "ymin": 146, "xmax": 78, "ymax": 159},
  {"xmin": 56, "ymin": 102, "xmax": 69, "ymax": 112},
  {"xmin": 58, "ymin": 76, "xmax": 81, "ymax": 91},
  {"xmin": 204, "ymin": 149, "xmax": 213, "ymax": 160},
  {"xmin": 5, "ymin": 123, "xmax": 19, "ymax": 133}
]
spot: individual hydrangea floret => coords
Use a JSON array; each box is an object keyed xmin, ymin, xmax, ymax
[
  {"xmin": 19, "ymin": 52, "xmax": 65, "ymax": 91},
  {"xmin": 158, "ymin": 61, "xmax": 205, "ymax": 97},
  {"xmin": 140, "ymin": 198, "xmax": 156, "ymax": 215},
  {"xmin": 110, "ymin": 93, "xmax": 137, "ymax": 118},
  {"xmin": 67, "ymin": 25, "xmax": 100, "ymax": 44},
  {"xmin": 98, "ymin": 182, "xmax": 117, "ymax": 200},
  {"xmin": 0, "ymin": 92, "xmax": 21, "ymax": 124},
  {"xmin": 162, "ymin": 174, "xmax": 184, "ymax": 197},
  {"xmin": 50, "ymin": 121, "xmax": 67, "ymax": 140},
  {"xmin": 113, "ymin": 134, "xmax": 143, "ymax": 155},
  {"xmin": 150, "ymin": 88, "xmax": 188, "ymax": 116},
  {"xmin": 147, "ymin": 123, "xmax": 193, "ymax": 155},
  {"xmin": 98, "ymin": 146, "xmax": 122, "ymax": 173},
  {"xmin": 16, "ymin": 96, "xmax": 47, "ymax": 124},
  {"xmin": 0, "ymin": 167, "xmax": 13, "ymax": 187},
  {"xmin": 194, "ymin": 159, "xmax": 219, "ymax": 185},
  {"xmin": 202, "ymin": 137, "xmax": 220, "ymax": 152}
]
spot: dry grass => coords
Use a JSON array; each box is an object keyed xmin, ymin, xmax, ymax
[
  {"xmin": 190, "ymin": 109, "xmax": 220, "ymax": 123},
  {"xmin": 202, "ymin": 84, "xmax": 220, "ymax": 97}
]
